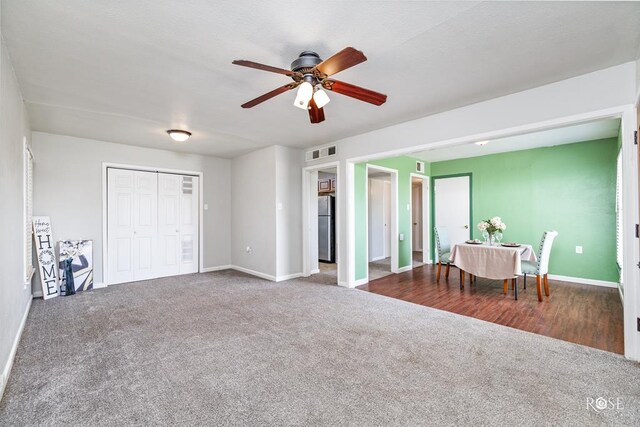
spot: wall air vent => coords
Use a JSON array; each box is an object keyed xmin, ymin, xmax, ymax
[
  {"xmin": 306, "ymin": 145, "xmax": 337, "ymax": 162},
  {"xmin": 416, "ymin": 161, "xmax": 425, "ymax": 173}
]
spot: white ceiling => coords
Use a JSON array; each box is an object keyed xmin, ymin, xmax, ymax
[
  {"xmin": 411, "ymin": 118, "xmax": 620, "ymax": 163},
  {"xmin": 3, "ymin": 1, "xmax": 640, "ymax": 158}
]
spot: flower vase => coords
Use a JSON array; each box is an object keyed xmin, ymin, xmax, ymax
[
  {"xmin": 487, "ymin": 233, "xmax": 494, "ymax": 246},
  {"xmin": 63, "ymin": 258, "xmax": 76, "ymax": 296}
]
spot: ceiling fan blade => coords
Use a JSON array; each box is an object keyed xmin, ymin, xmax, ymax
[
  {"xmin": 241, "ymin": 83, "xmax": 298, "ymax": 108},
  {"xmin": 323, "ymin": 79, "xmax": 387, "ymax": 106},
  {"xmin": 308, "ymin": 97, "xmax": 325, "ymax": 124},
  {"xmin": 232, "ymin": 60, "xmax": 299, "ymax": 77},
  {"xmin": 315, "ymin": 47, "xmax": 367, "ymax": 76}
]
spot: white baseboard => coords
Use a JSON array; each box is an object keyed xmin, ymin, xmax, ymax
[
  {"xmin": 310, "ymin": 269, "xmax": 320, "ymax": 275},
  {"xmin": 201, "ymin": 265, "xmax": 232, "ymax": 273},
  {"xmin": 275, "ymin": 272, "xmax": 304, "ymax": 282},
  {"xmin": 352, "ymin": 277, "xmax": 368, "ymax": 287},
  {"xmin": 547, "ymin": 274, "xmax": 618, "ymax": 288},
  {"xmin": 370, "ymin": 256, "xmax": 385, "ymax": 262},
  {"xmin": 397, "ymin": 265, "xmax": 412, "ymax": 273},
  {"xmin": 1, "ymin": 296, "xmax": 32, "ymax": 400},
  {"xmin": 230, "ymin": 265, "xmax": 277, "ymax": 281}
]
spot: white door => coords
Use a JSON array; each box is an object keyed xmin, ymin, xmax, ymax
[
  {"xmin": 158, "ymin": 173, "xmax": 181, "ymax": 277},
  {"xmin": 107, "ymin": 169, "xmax": 135, "ymax": 284},
  {"xmin": 383, "ymin": 181, "xmax": 391, "ymax": 258},
  {"xmin": 434, "ymin": 176, "xmax": 470, "ymax": 259},
  {"xmin": 132, "ymin": 171, "xmax": 158, "ymax": 281},
  {"xmin": 368, "ymin": 178, "xmax": 385, "ymax": 261},
  {"xmin": 108, "ymin": 169, "xmax": 199, "ymax": 284},
  {"xmin": 412, "ymin": 183, "xmax": 423, "ymax": 251}
]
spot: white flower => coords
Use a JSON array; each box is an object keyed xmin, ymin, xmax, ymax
[
  {"xmin": 500, "ymin": 222, "xmax": 507, "ymax": 230},
  {"xmin": 477, "ymin": 222, "xmax": 487, "ymax": 231}
]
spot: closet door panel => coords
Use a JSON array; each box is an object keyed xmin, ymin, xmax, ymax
[
  {"xmin": 158, "ymin": 173, "xmax": 181, "ymax": 276},
  {"xmin": 107, "ymin": 169, "xmax": 135, "ymax": 284},
  {"xmin": 132, "ymin": 171, "xmax": 158, "ymax": 280}
]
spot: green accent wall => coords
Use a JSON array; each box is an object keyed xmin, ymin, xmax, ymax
[
  {"xmin": 354, "ymin": 156, "xmax": 429, "ymax": 281},
  {"xmin": 430, "ymin": 138, "xmax": 619, "ymax": 282}
]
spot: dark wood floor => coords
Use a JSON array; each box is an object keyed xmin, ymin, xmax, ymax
[{"xmin": 357, "ymin": 264, "xmax": 624, "ymax": 354}]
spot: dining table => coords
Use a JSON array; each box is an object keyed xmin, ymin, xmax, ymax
[{"xmin": 449, "ymin": 241, "xmax": 537, "ymax": 300}]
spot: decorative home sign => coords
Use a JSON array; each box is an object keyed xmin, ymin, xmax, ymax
[
  {"xmin": 58, "ymin": 240, "xmax": 94, "ymax": 295},
  {"xmin": 33, "ymin": 216, "xmax": 59, "ymax": 300}
]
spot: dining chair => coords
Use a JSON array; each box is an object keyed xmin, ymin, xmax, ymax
[
  {"xmin": 434, "ymin": 226, "xmax": 455, "ymax": 281},
  {"xmin": 521, "ymin": 231, "xmax": 559, "ymax": 302}
]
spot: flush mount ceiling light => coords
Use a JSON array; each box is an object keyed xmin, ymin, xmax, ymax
[
  {"xmin": 475, "ymin": 140, "xmax": 490, "ymax": 146},
  {"xmin": 166, "ymin": 129, "xmax": 192, "ymax": 142}
]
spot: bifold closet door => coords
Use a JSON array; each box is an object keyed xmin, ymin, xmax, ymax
[
  {"xmin": 108, "ymin": 169, "xmax": 198, "ymax": 284},
  {"xmin": 107, "ymin": 169, "xmax": 158, "ymax": 284},
  {"xmin": 158, "ymin": 174, "xmax": 199, "ymax": 275}
]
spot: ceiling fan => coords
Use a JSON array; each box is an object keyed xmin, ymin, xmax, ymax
[{"xmin": 232, "ymin": 47, "xmax": 387, "ymax": 124}]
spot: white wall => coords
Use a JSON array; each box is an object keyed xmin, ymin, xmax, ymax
[
  {"xmin": 275, "ymin": 146, "xmax": 303, "ymax": 278},
  {"xmin": 0, "ymin": 35, "xmax": 32, "ymax": 396},
  {"xmin": 231, "ymin": 145, "xmax": 303, "ymax": 280},
  {"xmin": 231, "ymin": 146, "xmax": 277, "ymax": 278},
  {"xmin": 636, "ymin": 58, "xmax": 640, "ymax": 102},
  {"xmin": 31, "ymin": 132, "xmax": 231, "ymax": 288}
]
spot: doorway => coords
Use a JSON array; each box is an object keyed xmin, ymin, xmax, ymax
[
  {"xmin": 432, "ymin": 174, "xmax": 471, "ymax": 261},
  {"xmin": 302, "ymin": 162, "xmax": 340, "ymax": 285},
  {"xmin": 366, "ymin": 165, "xmax": 398, "ymax": 281},
  {"xmin": 410, "ymin": 174, "xmax": 429, "ymax": 266}
]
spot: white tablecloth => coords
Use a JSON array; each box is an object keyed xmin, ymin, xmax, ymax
[{"xmin": 450, "ymin": 243, "xmax": 537, "ymax": 280}]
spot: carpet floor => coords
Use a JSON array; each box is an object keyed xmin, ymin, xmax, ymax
[{"xmin": 1, "ymin": 270, "xmax": 638, "ymax": 426}]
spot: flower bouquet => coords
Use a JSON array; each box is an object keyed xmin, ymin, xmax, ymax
[{"xmin": 477, "ymin": 217, "xmax": 506, "ymax": 245}]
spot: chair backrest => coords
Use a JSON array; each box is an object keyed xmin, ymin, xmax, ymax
[
  {"xmin": 434, "ymin": 226, "xmax": 450, "ymax": 259},
  {"xmin": 536, "ymin": 231, "xmax": 558, "ymax": 275}
]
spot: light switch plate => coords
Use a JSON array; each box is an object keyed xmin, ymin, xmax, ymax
[{"xmin": 575, "ymin": 246, "xmax": 583, "ymax": 254}]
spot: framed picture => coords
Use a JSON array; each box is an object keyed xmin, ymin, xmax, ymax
[{"xmin": 58, "ymin": 240, "xmax": 94, "ymax": 294}]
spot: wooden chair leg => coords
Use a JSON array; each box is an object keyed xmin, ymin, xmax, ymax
[
  {"xmin": 445, "ymin": 263, "xmax": 450, "ymax": 279},
  {"xmin": 436, "ymin": 262, "xmax": 442, "ymax": 281},
  {"xmin": 503, "ymin": 279, "xmax": 508, "ymax": 295},
  {"xmin": 523, "ymin": 274, "xmax": 527, "ymax": 290},
  {"xmin": 543, "ymin": 274, "xmax": 550, "ymax": 296},
  {"xmin": 460, "ymin": 270, "xmax": 465, "ymax": 289},
  {"xmin": 468, "ymin": 273, "xmax": 473, "ymax": 285},
  {"xmin": 536, "ymin": 275, "xmax": 543, "ymax": 302}
]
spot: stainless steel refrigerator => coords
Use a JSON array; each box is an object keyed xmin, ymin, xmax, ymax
[{"xmin": 318, "ymin": 195, "xmax": 335, "ymax": 263}]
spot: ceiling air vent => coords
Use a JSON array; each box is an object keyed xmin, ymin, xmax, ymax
[
  {"xmin": 306, "ymin": 145, "xmax": 337, "ymax": 162},
  {"xmin": 416, "ymin": 161, "xmax": 425, "ymax": 173}
]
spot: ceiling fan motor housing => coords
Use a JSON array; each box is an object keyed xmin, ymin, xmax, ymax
[{"xmin": 291, "ymin": 51, "xmax": 322, "ymax": 73}]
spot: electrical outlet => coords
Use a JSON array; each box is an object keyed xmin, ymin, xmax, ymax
[
  {"xmin": 245, "ymin": 246, "xmax": 253, "ymax": 254},
  {"xmin": 575, "ymin": 246, "xmax": 583, "ymax": 254}
]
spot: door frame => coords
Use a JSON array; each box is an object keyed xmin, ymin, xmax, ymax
[
  {"xmin": 366, "ymin": 164, "xmax": 399, "ymax": 280},
  {"xmin": 430, "ymin": 173, "xmax": 472, "ymax": 262},
  {"xmin": 409, "ymin": 173, "xmax": 430, "ymax": 264},
  {"xmin": 102, "ymin": 162, "xmax": 204, "ymax": 287},
  {"xmin": 302, "ymin": 161, "xmax": 341, "ymax": 281}
]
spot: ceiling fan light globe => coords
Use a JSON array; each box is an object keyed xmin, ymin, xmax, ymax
[
  {"xmin": 293, "ymin": 82, "xmax": 313, "ymax": 110},
  {"xmin": 313, "ymin": 88, "xmax": 330, "ymax": 109}
]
